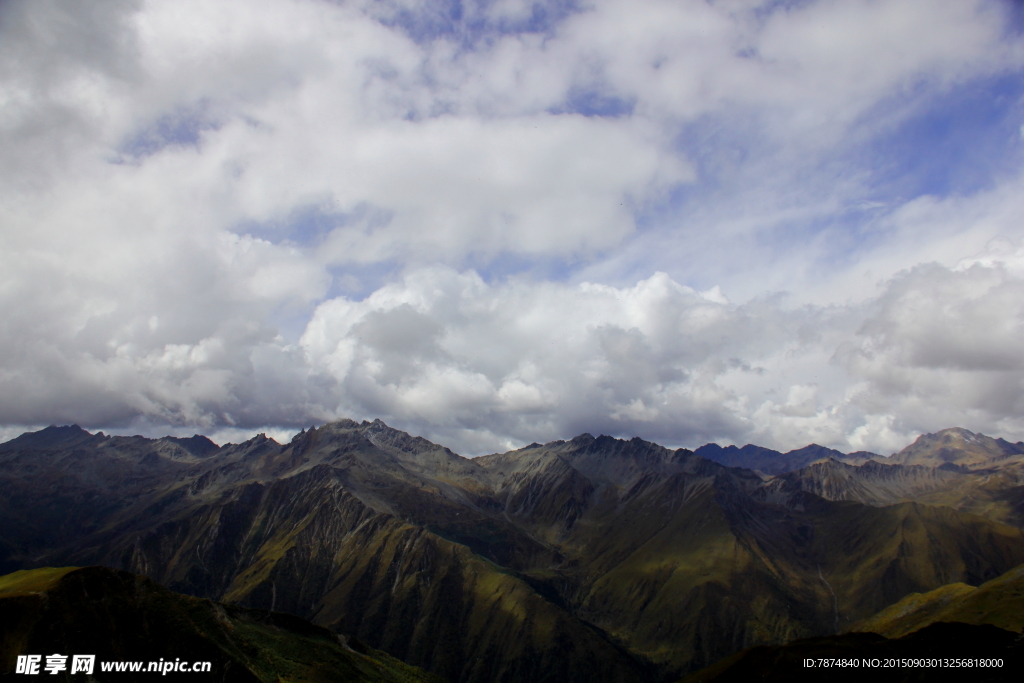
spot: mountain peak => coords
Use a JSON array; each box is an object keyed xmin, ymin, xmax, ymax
[
  {"xmin": 934, "ymin": 427, "xmax": 979, "ymax": 440},
  {"xmin": 892, "ymin": 427, "xmax": 1024, "ymax": 468},
  {"xmin": 161, "ymin": 434, "xmax": 219, "ymax": 457},
  {"xmin": 0, "ymin": 424, "xmax": 95, "ymax": 453}
]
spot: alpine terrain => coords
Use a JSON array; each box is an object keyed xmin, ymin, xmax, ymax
[{"xmin": 2, "ymin": 421, "xmax": 1023, "ymax": 682}]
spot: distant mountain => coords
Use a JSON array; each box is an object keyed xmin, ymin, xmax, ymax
[
  {"xmin": 2, "ymin": 421, "xmax": 1024, "ymax": 681},
  {"xmin": 0, "ymin": 565, "xmax": 441, "ymax": 683},
  {"xmin": 0, "ymin": 424, "xmax": 95, "ymax": 453},
  {"xmin": 761, "ymin": 455, "xmax": 1024, "ymax": 528},
  {"xmin": 693, "ymin": 442, "xmax": 879, "ymax": 475},
  {"xmin": 161, "ymin": 433, "xmax": 220, "ymax": 458},
  {"xmin": 889, "ymin": 427, "xmax": 1024, "ymax": 470},
  {"xmin": 694, "ymin": 427, "xmax": 1024, "ymax": 476},
  {"xmin": 763, "ymin": 459, "xmax": 964, "ymax": 508}
]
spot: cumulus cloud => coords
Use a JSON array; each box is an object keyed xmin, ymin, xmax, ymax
[
  {"xmin": 836, "ymin": 244, "xmax": 1024, "ymax": 444},
  {"xmin": 1, "ymin": 0, "xmax": 1023, "ymax": 454},
  {"xmin": 9, "ymin": 255, "xmax": 1024, "ymax": 456}
]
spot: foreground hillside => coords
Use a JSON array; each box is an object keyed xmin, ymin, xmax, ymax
[
  {"xmin": 2, "ymin": 421, "xmax": 1024, "ymax": 681},
  {"xmin": 850, "ymin": 562, "xmax": 1024, "ymax": 638},
  {"xmin": 685, "ymin": 561, "xmax": 1024, "ymax": 682},
  {"xmin": 680, "ymin": 622, "xmax": 1023, "ymax": 683},
  {"xmin": 0, "ymin": 565, "xmax": 440, "ymax": 682}
]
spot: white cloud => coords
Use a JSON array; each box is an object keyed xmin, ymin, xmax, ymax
[
  {"xmin": 836, "ymin": 246, "xmax": 1024, "ymax": 444},
  {"xmin": 1, "ymin": 0, "xmax": 1023, "ymax": 455},
  {"xmin": 290, "ymin": 258, "xmax": 1023, "ymax": 454},
  {"xmin": 3, "ymin": 247, "xmax": 1024, "ymax": 455}
]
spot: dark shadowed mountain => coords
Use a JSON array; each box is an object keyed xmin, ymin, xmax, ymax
[
  {"xmin": 2, "ymin": 420, "xmax": 1024, "ymax": 682},
  {"xmin": 0, "ymin": 424, "xmax": 96, "ymax": 454},
  {"xmin": 688, "ymin": 561, "xmax": 1024, "ymax": 683},
  {"xmin": 0, "ymin": 565, "xmax": 441, "ymax": 683},
  {"xmin": 680, "ymin": 622, "xmax": 1023, "ymax": 683}
]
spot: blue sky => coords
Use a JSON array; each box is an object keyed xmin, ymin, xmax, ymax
[{"xmin": 1, "ymin": 0, "xmax": 1024, "ymax": 455}]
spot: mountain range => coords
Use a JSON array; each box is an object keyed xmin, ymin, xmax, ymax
[{"xmin": 2, "ymin": 421, "xmax": 1023, "ymax": 681}]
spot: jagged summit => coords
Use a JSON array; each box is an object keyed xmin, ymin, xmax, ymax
[{"xmin": 160, "ymin": 434, "xmax": 219, "ymax": 457}]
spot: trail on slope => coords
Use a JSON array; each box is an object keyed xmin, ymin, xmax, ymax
[{"xmin": 818, "ymin": 564, "xmax": 840, "ymax": 634}]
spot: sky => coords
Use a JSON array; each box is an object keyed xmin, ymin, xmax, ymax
[{"xmin": 2, "ymin": 0, "xmax": 1024, "ymax": 456}]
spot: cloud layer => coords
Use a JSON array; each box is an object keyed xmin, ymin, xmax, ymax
[{"xmin": 1, "ymin": 0, "xmax": 1023, "ymax": 454}]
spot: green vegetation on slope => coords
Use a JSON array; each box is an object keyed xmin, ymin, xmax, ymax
[
  {"xmin": 850, "ymin": 562, "xmax": 1024, "ymax": 638},
  {"xmin": 0, "ymin": 566, "xmax": 77, "ymax": 595}
]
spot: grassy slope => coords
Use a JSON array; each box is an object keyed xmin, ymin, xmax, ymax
[
  {"xmin": 0, "ymin": 566, "xmax": 78, "ymax": 594},
  {"xmin": 850, "ymin": 562, "xmax": 1024, "ymax": 638}
]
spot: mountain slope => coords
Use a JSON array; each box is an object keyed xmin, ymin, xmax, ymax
[
  {"xmin": 764, "ymin": 456, "xmax": 1024, "ymax": 528},
  {"xmin": 763, "ymin": 459, "xmax": 963, "ymax": 507},
  {"xmin": 850, "ymin": 562, "xmax": 1024, "ymax": 638},
  {"xmin": 563, "ymin": 482, "xmax": 1024, "ymax": 673},
  {"xmin": 0, "ymin": 565, "xmax": 441, "ymax": 683}
]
